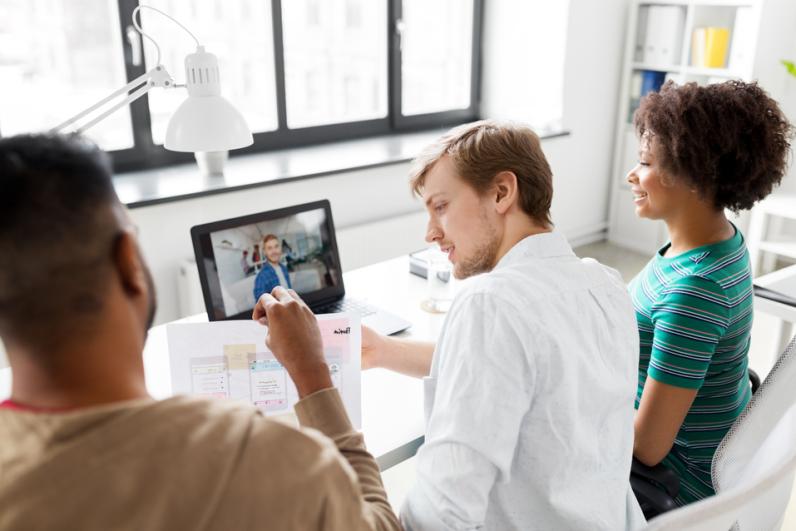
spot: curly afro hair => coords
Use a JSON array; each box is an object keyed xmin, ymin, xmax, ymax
[{"xmin": 634, "ymin": 80, "xmax": 792, "ymax": 212}]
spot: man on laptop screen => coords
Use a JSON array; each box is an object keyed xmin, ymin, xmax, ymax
[
  {"xmin": 253, "ymin": 234, "xmax": 293, "ymax": 301},
  {"xmin": 191, "ymin": 201, "xmax": 411, "ymax": 335}
]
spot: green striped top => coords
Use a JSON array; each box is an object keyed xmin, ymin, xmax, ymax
[{"xmin": 628, "ymin": 225, "xmax": 753, "ymax": 505}]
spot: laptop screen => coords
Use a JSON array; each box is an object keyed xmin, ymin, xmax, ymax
[{"xmin": 191, "ymin": 200, "xmax": 345, "ymax": 320}]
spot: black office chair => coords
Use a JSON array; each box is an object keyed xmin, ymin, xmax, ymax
[{"xmin": 630, "ymin": 368, "xmax": 761, "ymax": 520}]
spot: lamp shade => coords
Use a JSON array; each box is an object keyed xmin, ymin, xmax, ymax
[
  {"xmin": 164, "ymin": 95, "xmax": 253, "ymax": 152},
  {"xmin": 164, "ymin": 46, "xmax": 253, "ymax": 152}
]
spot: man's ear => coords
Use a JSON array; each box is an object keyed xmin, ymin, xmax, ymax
[
  {"xmin": 493, "ymin": 171, "xmax": 519, "ymax": 215},
  {"xmin": 113, "ymin": 230, "xmax": 147, "ymax": 296}
]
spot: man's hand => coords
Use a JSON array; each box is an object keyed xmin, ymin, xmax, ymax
[
  {"xmin": 253, "ymin": 287, "xmax": 332, "ymax": 398},
  {"xmin": 361, "ymin": 324, "xmax": 386, "ymax": 370},
  {"xmin": 361, "ymin": 324, "xmax": 436, "ymax": 378}
]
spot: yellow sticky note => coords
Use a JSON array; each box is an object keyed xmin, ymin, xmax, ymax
[{"xmin": 224, "ymin": 344, "xmax": 255, "ymax": 370}]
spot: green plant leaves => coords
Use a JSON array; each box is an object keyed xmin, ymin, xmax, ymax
[{"xmin": 783, "ymin": 60, "xmax": 796, "ymax": 78}]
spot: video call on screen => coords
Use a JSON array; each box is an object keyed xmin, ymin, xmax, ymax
[{"xmin": 199, "ymin": 208, "xmax": 340, "ymax": 319}]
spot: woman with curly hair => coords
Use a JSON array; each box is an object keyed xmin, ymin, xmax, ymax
[{"xmin": 627, "ymin": 80, "xmax": 792, "ymax": 507}]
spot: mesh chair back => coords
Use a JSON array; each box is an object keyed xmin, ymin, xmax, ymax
[
  {"xmin": 710, "ymin": 336, "xmax": 796, "ymax": 530},
  {"xmin": 643, "ymin": 450, "xmax": 796, "ymax": 530}
]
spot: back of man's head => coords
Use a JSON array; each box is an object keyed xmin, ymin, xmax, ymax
[
  {"xmin": 0, "ymin": 134, "xmax": 121, "ymax": 351},
  {"xmin": 409, "ymin": 119, "xmax": 554, "ymax": 227}
]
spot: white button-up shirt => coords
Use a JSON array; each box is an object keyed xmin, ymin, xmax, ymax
[{"xmin": 401, "ymin": 232, "xmax": 645, "ymax": 530}]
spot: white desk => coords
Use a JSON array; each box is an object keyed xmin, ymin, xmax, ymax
[
  {"xmin": 754, "ymin": 264, "xmax": 796, "ymax": 363},
  {"xmin": 0, "ymin": 255, "xmax": 447, "ymax": 470}
]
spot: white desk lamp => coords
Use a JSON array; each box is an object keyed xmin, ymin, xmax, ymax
[{"xmin": 52, "ymin": 5, "xmax": 253, "ymax": 173}]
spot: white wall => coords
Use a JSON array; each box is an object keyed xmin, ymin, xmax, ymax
[
  {"xmin": 480, "ymin": 0, "xmax": 570, "ymax": 131},
  {"xmin": 481, "ymin": 0, "xmax": 630, "ymax": 240},
  {"xmin": 754, "ymin": 0, "xmax": 796, "ymax": 194},
  {"xmin": 131, "ymin": 0, "xmax": 633, "ymax": 325}
]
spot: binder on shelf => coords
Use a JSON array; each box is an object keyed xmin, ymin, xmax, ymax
[
  {"xmin": 642, "ymin": 6, "xmax": 661, "ymax": 64},
  {"xmin": 728, "ymin": 7, "xmax": 755, "ymax": 73},
  {"xmin": 640, "ymin": 70, "xmax": 667, "ymax": 96},
  {"xmin": 628, "ymin": 71, "xmax": 643, "ymax": 123},
  {"xmin": 705, "ymin": 27, "xmax": 730, "ymax": 68},
  {"xmin": 644, "ymin": 6, "xmax": 685, "ymax": 66},
  {"xmin": 635, "ymin": 6, "xmax": 650, "ymax": 62},
  {"xmin": 691, "ymin": 28, "xmax": 706, "ymax": 66}
]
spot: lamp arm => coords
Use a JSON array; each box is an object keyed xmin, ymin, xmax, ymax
[
  {"xmin": 72, "ymin": 83, "xmax": 151, "ymax": 135},
  {"xmin": 51, "ymin": 65, "xmax": 175, "ymax": 135}
]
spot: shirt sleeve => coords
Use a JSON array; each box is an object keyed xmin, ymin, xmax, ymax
[
  {"xmin": 253, "ymin": 270, "xmax": 264, "ymax": 302},
  {"xmin": 401, "ymin": 292, "xmax": 535, "ymax": 530},
  {"xmin": 295, "ymin": 388, "xmax": 401, "ymax": 531},
  {"xmin": 647, "ymin": 275, "xmax": 730, "ymax": 389}
]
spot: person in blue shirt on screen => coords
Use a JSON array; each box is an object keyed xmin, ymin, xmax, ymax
[{"xmin": 253, "ymin": 234, "xmax": 292, "ymax": 302}]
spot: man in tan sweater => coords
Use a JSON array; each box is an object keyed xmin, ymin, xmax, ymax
[{"xmin": 0, "ymin": 134, "xmax": 400, "ymax": 530}]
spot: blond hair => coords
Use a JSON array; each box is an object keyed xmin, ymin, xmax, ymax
[{"xmin": 409, "ymin": 120, "xmax": 553, "ymax": 226}]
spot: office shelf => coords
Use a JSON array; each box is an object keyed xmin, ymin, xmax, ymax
[
  {"xmin": 608, "ymin": 0, "xmax": 763, "ymax": 254},
  {"xmin": 685, "ymin": 66, "xmax": 742, "ymax": 77},
  {"xmin": 632, "ymin": 62, "xmax": 682, "ymax": 73}
]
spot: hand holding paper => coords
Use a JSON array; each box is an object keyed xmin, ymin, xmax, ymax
[
  {"xmin": 253, "ymin": 287, "xmax": 332, "ymax": 398},
  {"xmin": 167, "ymin": 306, "xmax": 361, "ymax": 426}
]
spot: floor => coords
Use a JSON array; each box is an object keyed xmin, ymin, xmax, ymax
[{"xmin": 380, "ymin": 239, "xmax": 796, "ymax": 527}]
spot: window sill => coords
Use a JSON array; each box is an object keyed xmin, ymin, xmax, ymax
[{"xmin": 115, "ymin": 128, "xmax": 570, "ymax": 209}]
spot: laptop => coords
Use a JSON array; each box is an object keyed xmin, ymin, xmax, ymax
[{"xmin": 190, "ymin": 199, "xmax": 412, "ymax": 336}]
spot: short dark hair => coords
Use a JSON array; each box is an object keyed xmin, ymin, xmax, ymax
[
  {"xmin": 0, "ymin": 134, "xmax": 121, "ymax": 347},
  {"xmin": 409, "ymin": 120, "xmax": 554, "ymax": 226},
  {"xmin": 634, "ymin": 80, "xmax": 793, "ymax": 212}
]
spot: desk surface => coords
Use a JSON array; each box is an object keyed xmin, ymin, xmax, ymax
[{"xmin": 0, "ymin": 255, "xmax": 446, "ymax": 470}]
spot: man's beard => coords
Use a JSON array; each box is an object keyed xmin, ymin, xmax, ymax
[{"xmin": 453, "ymin": 217, "xmax": 500, "ymax": 279}]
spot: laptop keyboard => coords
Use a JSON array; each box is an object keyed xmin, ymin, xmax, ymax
[{"xmin": 315, "ymin": 298, "xmax": 377, "ymax": 317}]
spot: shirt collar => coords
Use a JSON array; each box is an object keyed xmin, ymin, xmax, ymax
[{"xmin": 494, "ymin": 231, "xmax": 575, "ymax": 271}]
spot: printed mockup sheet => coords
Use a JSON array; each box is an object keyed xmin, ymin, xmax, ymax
[{"xmin": 167, "ymin": 314, "xmax": 361, "ymax": 428}]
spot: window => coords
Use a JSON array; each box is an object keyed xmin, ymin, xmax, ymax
[
  {"xmin": 400, "ymin": 0, "xmax": 474, "ymax": 116},
  {"xmin": 0, "ymin": 0, "xmax": 134, "ymax": 151},
  {"xmin": 281, "ymin": 0, "xmax": 388, "ymax": 128},
  {"xmin": 0, "ymin": 0, "xmax": 483, "ymax": 172}
]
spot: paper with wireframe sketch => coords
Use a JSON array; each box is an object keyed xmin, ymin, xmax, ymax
[{"xmin": 166, "ymin": 313, "xmax": 361, "ymax": 428}]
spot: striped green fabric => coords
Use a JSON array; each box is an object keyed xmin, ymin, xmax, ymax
[{"xmin": 629, "ymin": 226, "xmax": 753, "ymax": 506}]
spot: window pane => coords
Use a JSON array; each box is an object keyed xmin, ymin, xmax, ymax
[
  {"xmin": 141, "ymin": 0, "xmax": 278, "ymax": 145},
  {"xmin": 401, "ymin": 0, "xmax": 473, "ymax": 116},
  {"xmin": 281, "ymin": 0, "xmax": 388, "ymax": 129},
  {"xmin": 0, "ymin": 0, "xmax": 133, "ymax": 151}
]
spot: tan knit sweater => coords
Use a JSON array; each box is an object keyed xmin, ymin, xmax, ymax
[{"xmin": 0, "ymin": 388, "xmax": 400, "ymax": 530}]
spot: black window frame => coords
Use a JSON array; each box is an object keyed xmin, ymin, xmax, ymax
[{"xmin": 100, "ymin": 0, "xmax": 483, "ymax": 173}]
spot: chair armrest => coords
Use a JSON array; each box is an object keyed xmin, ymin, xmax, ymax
[
  {"xmin": 630, "ymin": 475, "xmax": 679, "ymax": 515},
  {"xmin": 749, "ymin": 368, "xmax": 761, "ymax": 394},
  {"xmin": 631, "ymin": 458, "xmax": 680, "ymax": 498},
  {"xmin": 630, "ymin": 458, "xmax": 680, "ymax": 519}
]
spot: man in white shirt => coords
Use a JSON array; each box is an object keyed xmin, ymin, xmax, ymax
[{"xmin": 361, "ymin": 120, "xmax": 646, "ymax": 529}]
